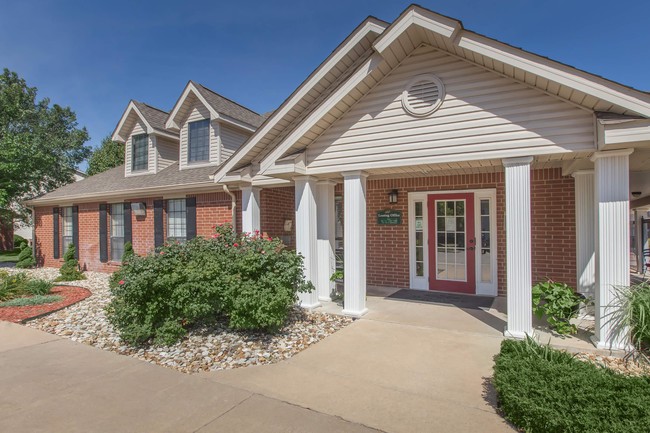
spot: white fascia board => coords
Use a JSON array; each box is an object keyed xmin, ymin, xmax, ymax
[
  {"xmin": 259, "ymin": 53, "xmax": 384, "ymax": 175},
  {"xmin": 211, "ymin": 18, "xmax": 388, "ymax": 184},
  {"xmin": 603, "ymin": 119, "xmax": 650, "ymax": 145},
  {"xmin": 151, "ymin": 129, "xmax": 180, "ymax": 141},
  {"xmin": 264, "ymin": 153, "xmax": 307, "ymax": 176},
  {"xmin": 373, "ymin": 7, "xmax": 461, "ymax": 54},
  {"xmin": 165, "ymin": 83, "xmax": 220, "ymax": 130},
  {"xmin": 218, "ymin": 114, "xmax": 257, "ymax": 132},
  {"xmin": 112, "ymin": 101, "xmax": 153, "ymax": 143},
  {"xmin": 457, "ymin": 32, "xmax": 650, "ymax": 117}
]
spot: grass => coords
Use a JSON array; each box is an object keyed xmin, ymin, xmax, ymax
[
  {"xmin": 0, "ymin": 294, "xmax": 62, "ymax": 307},
  {"xmin": 493, "ymin": 337, "xmax": 650, "ymax": 432},
  {"xmin": 0, "ymin": 250, "xmax": 20, "ymax": 263}
]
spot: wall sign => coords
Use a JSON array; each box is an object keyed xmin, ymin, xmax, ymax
[{"xmin": 377, "ymin": 210, "xmax": 402, "ymax": 225}]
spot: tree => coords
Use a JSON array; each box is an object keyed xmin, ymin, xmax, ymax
[
  {"xmin": 87, "ymin": 135, "xmax": 124, "ymax": 176},
  {"xmin": 0, "ymin": 69, "xmax": 91, "ymax": 223},
  {"xmin": 55, "ymin": 244, "xmax": 85, "ymax": 281}
]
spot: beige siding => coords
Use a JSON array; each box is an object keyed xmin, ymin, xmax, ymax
[
  {"xmin": 220, "ymin": 124, "xmax": 250, "ymax": 162},
  {"xmin": 306, "ymin": 46, "xmax": 595, "ymax": 173},
  {"xmin": 156, "ymin": 137, "xmax": 179, "ymax": 171},
  {"xmin": 179, "ymin": 100, "xmax": 219, "ymax": 169},
  {"xmin": 124, "ymin": 121, "xmax": 154, "ymax": 177}
]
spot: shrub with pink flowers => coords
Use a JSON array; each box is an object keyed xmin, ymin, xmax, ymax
[{"xmin": 106, "ymin": 223, "xmax": 313, "ymax": 345}]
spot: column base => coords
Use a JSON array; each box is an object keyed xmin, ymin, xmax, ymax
[
  {"xmin": 299, "ymin": 301, "xmax": 322, "ymax": 310},
  {"xmin": 342, "ymin": 307, "xmax": 368, "ymax": 318},
  {"xmin": 590, "ymin": 335, "xmax": 633, "ymax": 352},
  {"xmin": 503, "ymin": 329, "xmax": 535, "ymax": 340}
]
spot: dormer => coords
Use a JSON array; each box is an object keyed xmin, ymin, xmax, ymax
[
  {"xmin": 165, "ymin": 81, "xmax": 264, "ymax": 170},
  {"xmin": 112, "ymin": 101, "xmax": 180, "ymax": 177}
]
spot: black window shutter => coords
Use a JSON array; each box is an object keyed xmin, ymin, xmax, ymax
[
  {"xmin": 53, "ymin": 208, "xmax": 59, "ymax": 259},
  {"xmin": 186, "ymin": 197, "xmax": 197, "ymax": 240},
  {"xmin": 154, "ymin": 200, "xmax": 163, "ymax": 248},
  {"xmin": 99, "ymin": 204, "xmax": 108, "ymax": 263},
  {"xmin": 123, "ymin": 202, "xmax": 132, "ymax": 245},
  {"xmin": 72, "ymin": 205, "xmax": 79, "ymax": 259}
]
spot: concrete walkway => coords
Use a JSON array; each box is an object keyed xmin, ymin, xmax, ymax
[
  {"xmin": 206, "ymin": 290, "xmax": 515, "ymax": 433},
  {"xmin": 0, "ymin": 322, "xmax": 379, "ymax": 433}
]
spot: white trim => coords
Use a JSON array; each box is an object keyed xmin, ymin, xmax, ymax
[
  {"xmin": 407, "ymin": 188, "xmax": 497, "ymax": 296},
  {"xmin": 212, "ymin": 19, "xmax": 388, "ymax": 183}
]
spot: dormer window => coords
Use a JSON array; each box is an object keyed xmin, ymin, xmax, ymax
[
  {"xmin": 188, "ymin": 119, "xmax": 210, "ymax": 163},
  {"xmin": 132, "ymin": 134, "xmax": 149, "ymax": 171}
]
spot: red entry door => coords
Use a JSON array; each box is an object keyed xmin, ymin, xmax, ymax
[{"xmin": 427, "ymin": 193, "xmax": 476, "ymax": 294}]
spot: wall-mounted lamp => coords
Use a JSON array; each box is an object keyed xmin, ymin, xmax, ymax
[
  {"xmin": 632, "ymin": 191, "xmax": 643, "ymax": 198},
  {"xmin": 132, "ymin": 202, "xmax": 147, "ymax": 217},
  {"xmin": 388, "ymin": 189, "xmax": 399, "ymax": 204}
]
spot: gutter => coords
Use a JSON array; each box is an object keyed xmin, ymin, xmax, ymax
[{"xmin": 222, "ymin": 185, "xmax": 237, "ymax": 234}]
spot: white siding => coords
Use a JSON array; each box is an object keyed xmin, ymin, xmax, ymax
[
  {"xmin": 156, "ymin": 137, "xmax": 179, "ymax": 171},
  {"xmin": 124, "ymin": 120, "xmax": 154, "ymax": 177},
  {"xmin": 306, "ymin": 47, "xmax": 595, "ymax": 173},
  {"xmin": 220, "ymin": 124, "xmax": 250, "ymax": 162},
  {"xmin": 179, "ymin": 100, "xmax": 219, "ymax": 169}
]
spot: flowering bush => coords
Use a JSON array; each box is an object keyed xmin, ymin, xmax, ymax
[{"xmin": 107, "ymin": 224, "xmax": 313, "ymax": 345}]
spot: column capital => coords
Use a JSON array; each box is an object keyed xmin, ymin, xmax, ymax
[
  {"xmin": 590, "ymin": 148, "xmax": 634, "ymax": 162},
  {"xmin": 571, "ymin": 170, "xmax": 594, "ymax": 178},
  {"xmin": 341, "ymin": 170, "xmax": 369, "ymax": 179},
  {"xmin": 502, "ymin": 156, "xmax": 534, "ymax": 167}
]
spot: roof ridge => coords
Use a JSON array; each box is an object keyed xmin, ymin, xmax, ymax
[{"xmin": 193, "ymin": 81, "xmax": 262, "ymax": 116}]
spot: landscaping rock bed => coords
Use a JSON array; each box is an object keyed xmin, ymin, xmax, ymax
[
  {"xmin": 11, "ymin": 268, "xmax": 353, "ymax": 373},
  {"xmin": 575, "ymin": 352, "xmax": 650, "ymax": 377}
]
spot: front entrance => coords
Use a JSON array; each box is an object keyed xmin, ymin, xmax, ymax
[{"xmin": 427, "ymin": 193, "xmax": 476, "ymax": 294}]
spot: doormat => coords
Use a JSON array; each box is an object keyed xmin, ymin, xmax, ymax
[{"xmin": 386, "ymin": 289, "xmax": 493, "ymax": 310}]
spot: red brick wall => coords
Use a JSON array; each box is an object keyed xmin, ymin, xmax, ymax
[
  {"xmin": 261, "ymin": 186, "xmax": 295, "ymax": 248},
  {"xmin": 33, "ymin": 192, "xmax": 241, "ymax": 273},
  {"xmin": 341, "ymin": 168, "xmax": 575, "ymax": 296}
]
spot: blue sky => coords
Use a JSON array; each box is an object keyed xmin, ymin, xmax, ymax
[{"xmin": 1, "ymin": 0, "xmax": 648, "ymax": 170}]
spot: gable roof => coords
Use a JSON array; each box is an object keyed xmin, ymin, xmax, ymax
[
  {"xmin": 165, "ymin": 81, "xmax": 264, "ymax": 131},
  {"xmin": 213, "ymin": 4, "xmax": 650, "ymax": 182},
  {"xmin": 112, "ymin": 100, "xmax": 178, "ymax": 143},
  {"xmin": 25, "ymin": 162, "xmax": 218, "ymax": 205}
]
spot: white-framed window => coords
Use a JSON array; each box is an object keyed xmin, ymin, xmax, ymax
[
  {"xmin": 188, "ymin": 119, "xmax": 210, "ymax": 163},
  {"xmin": 408, "ymin": 189, "xmax": 497, "ymax": 296},
  {"xmin": 110, "ymin": 203, "xmax": 125, "ymax": 262},
  {"xmin": 132, "ymin": 134, "xmax": 148, "ymax": 171},
  {"xmin": 167, "ymin": 199, "xmax": 186, "ymax": 243},
  {"xmin": 61, "ymin": 206, "xmax": 73, "ymax": 251}
]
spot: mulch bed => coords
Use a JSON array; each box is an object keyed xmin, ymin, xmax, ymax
[{"xmin": 0, "ymin": 286, "xmax": 91, "ymax": 323}]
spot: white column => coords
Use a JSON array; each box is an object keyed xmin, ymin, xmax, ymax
[
  {"xmin": 241, "ymin": 185, "xmax": 261, "ymax": 234},
  {"xmin": 573, "ymin": 170, "xmax": 595, "ymax": 297},
  {"xmin": 592, "ymin": 149, "xmax": 633, "ymax": 350},
  {"xmin": 503, "ymin": 156, "xmax": 533, "ymax": 339},
  {"xmin": 317, "ymin": 180, "xmax": 336, "ymax": 301},
  {"xmin": 294, "ymin": 176, "xmax": 320, "ymax": 309},
  {"xmin": 342, "ymin": 171, "xmax": 368, "ymax": 317}
]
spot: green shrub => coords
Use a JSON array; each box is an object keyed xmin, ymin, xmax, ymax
[
  {"xmin": 13, "ymin": 234, "xmax": 26, "ymax": 251},
  {"xmin": 24, "ymin": 279, "xmax": 53, "ymax": 296},
  {"xmin": 121, "ymin": 241, "xmax": 135, "ymax": 264},
  {"xmin": 615, "ymin": 283, "xmax": 650, "ymax": 352},
  {"xmin": 0, "ymin": 272, "xmax": 29, "ymax": 301},
  {"xmin": 15, "ymin": 243, "xmax": 35, "ymax": 269},
  {"xmin": 0, "ymin": 294, "xmax": 62, "ymax": 307},
  {"xmin": 493, "ymin": 338, "xmax": 650, "ymax": 432},
  {"xmin": 107, "ymin": 224, "xmax": 312, "ymax": 346},
  {"xmin": 532, "ymin": 281, "xmax": 582, "ymax": 334},
  {"xmin": 55, "ymin": 244, "xmax": 85, "ymax": 281}
]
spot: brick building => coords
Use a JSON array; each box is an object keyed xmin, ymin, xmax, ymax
[{"xmin": 27, "ymin": 5, "xmax": 650, "ymax": 351}]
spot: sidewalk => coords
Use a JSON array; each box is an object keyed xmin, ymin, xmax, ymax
[{"xmin": 0, "ymin": 321, "xmax": 379, "ymax": 433}]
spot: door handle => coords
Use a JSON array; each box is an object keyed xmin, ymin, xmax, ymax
[{"xmin": 468, "ymin": 246, "xmax": 475, "ymax": 251}]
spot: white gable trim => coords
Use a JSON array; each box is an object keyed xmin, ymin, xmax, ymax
[
  {"xmin": 112, "ymin": 101, "xmax": 153, "ymax": 143},
  {"xmin": 212, "ymin": 18, "xmax": 388, "ymax": 183},
  {"xmin": 165, "ymin": 82, "xmax": 219, "ymax": 130}
]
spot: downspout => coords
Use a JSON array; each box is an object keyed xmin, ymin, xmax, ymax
[{"xmin": 222, "ymin": 185, "xmax": 237, "ymax": 234}]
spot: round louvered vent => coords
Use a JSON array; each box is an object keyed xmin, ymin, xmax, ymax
[{"xmin": 401, "ymin": 74, "xmax": 445, "ymax": 117}]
